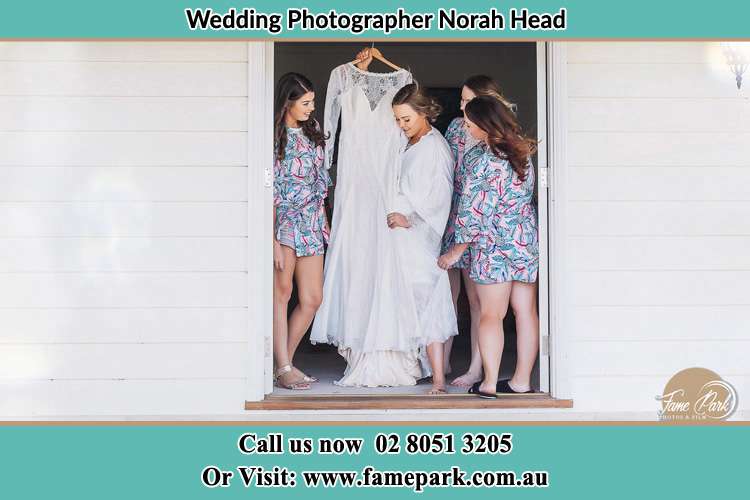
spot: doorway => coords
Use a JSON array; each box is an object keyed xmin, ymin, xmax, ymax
[{"xmin": 263, "ymin": 42, "xmax": 550, "ymax": 399}]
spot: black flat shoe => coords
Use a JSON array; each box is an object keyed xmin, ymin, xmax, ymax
[
  {"xmin": 469, "ymin": 382, "xmax": 498, "ymax": 399},
  {"xmin": 496, "ymin": 379, "xmax": 532, "ymax": 394}
]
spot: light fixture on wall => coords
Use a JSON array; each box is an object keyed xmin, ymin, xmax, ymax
[{"xmin": 721, "ymin": 42, "xmax": 749, "ymax": 89}]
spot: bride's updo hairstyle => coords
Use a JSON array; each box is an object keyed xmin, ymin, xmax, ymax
[
  {"xmin": 464, "ymin": 96, "xmax": 537, "ymax": 181},
  {"xmin": 392, "ymin": 83, "xmax": 442, "ymax": 123}
]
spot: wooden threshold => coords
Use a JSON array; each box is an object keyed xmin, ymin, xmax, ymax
[{"xmin": 246, "ymin": 394, "xmax": 573, "ymax": 410}]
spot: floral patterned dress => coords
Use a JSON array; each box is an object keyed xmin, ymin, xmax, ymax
[
  {"xmin": 273, "ymin": 126, "xmax": 331, "ymax": 257},
  {"xmin": 453, "ymin": 143, "xmax": 539, "ymax": 284},
  {"xmin": 441, "ymin": 117, "xmax": 482, "ymax": 269}
]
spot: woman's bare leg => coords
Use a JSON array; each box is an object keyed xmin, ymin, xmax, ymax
[
  {"xmin": 475, "ymin": 282, "xmax": 512, "ymax": 395},
  {"xmin": 273, "ymin": 246, "xmax": 308, "ymax": 388},
  {"xmin": 426, "ymin": 341, "xmax": 446, "ymax": 394},
  {"xmin": 442, "ymin": 268, "xmax": 462, "ymax": 375},
  {"xmin": 508, "ymin": 281, "xmax": 539, "ymax": 392},
  {"xmin": 451, "ymin": 269, "xmax": 484, "ymax": 387},
  {"xmin": 287, "ymin": 254, "xmax": 324, "ymax": 380}
]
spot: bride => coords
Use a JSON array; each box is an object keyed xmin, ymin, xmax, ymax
[{"xmin": 387, "ymin": 83, "xmax": 458, "ymax": 394}]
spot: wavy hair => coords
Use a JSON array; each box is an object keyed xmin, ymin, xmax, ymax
[
  {"xmin": 463, "ymin": 74, "xmax": 516, "ymax": 113},
  {"xmin": 464, "ymin": 96, "xmax": 537, "ymax": 181},
  {"xmin": 274, "ymin": 72, "xmax": 327, "ymax": 162}
]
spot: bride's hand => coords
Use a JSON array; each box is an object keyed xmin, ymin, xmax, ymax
[
  {"xmin": 387, "ymin": 212, "xmax": 410, "ymax": 229},
  {"xmin": 354, "ymin": 48, "xmax": 373, "ymax": 70}
]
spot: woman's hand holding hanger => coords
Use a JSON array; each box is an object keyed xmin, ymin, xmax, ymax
[{"xmin": 354, "ymin": 47, "xmax": 373, "ymax": 70}]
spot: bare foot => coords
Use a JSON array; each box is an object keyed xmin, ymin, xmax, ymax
[
  {"xmin": 428, "ymin": 383, "xmax": 447, "ymax": 395},
  {"xmin": 509, "ymin": 379, "xmax": 531, "ymax": 393},
  {"xmin": 451, "ymin": 370, "xmax": 482, "ymax": 388},
  {"xmin": 275, "ymin": 370, "xmax": 311, "ymax": 390}
]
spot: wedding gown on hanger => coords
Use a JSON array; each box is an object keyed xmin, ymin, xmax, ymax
[{"xmin": 311, "ymin": 62, "xmax": 437, "ymax": 387}]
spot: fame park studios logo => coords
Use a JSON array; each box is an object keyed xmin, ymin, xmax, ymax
[{"xmin": 655, "ymin": 367, "xmax": 738, "ymax": 421}]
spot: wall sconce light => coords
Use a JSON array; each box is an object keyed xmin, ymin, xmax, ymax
[{"xmin": 721, "ymin": 42, "xmax": 749, "ymax": 89}]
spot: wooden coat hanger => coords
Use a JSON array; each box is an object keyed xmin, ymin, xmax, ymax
[{"xmin": 350, "ymin": 42, "xmax": 402, "ymax": 71}]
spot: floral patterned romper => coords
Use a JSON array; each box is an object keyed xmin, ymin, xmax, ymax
[
  {"xmin": 273, "ymin": 126, "xmax": 331, "ymax": 257},
  {"xmin": 441, "ymin": 117, "xmax": 482, "ymax": 269},
  {"xmin": 453, "ymin": 143, "xmax": 539, "ymax": 284}
]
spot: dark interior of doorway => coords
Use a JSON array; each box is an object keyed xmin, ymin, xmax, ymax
[{"xmin": 274, "ymin": 42, "xmax": 541, "ymax": 395}]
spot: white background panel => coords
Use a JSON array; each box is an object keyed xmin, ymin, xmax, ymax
[
  {"xmin": 0, "ymin": 343, "xmax": 248, "ymax": 380},
  {"xmin": 569, "ymin": 305, "xmax": 749, "ymax": 341},
  {"xmin": 568, "ymin": 166, "xmax": 750, "ymax": 201},
  {"xmin": 0, "ymin": 202, "xmax": 247, "ymax": 237},
  {"xmin": 568, "ymin": 201, "xmax": 750, "ymax": 236},
  {"xmin": 0, "ymin": 379, "xmax": 248, "ymax": 416},
  {"xmin": 0, "ymin": 131, "xmax": 247, "ymax": 166},
  {"xmin": 0, "ymin": 273, "xmax": 247, "ymax": 308},
  {"xmin": 0, "ymin": 307, "xmax": 248, "ymax": 343},
  {"xmin": 569, "ymin": 270, "xmax": 750, "ymax": 306},
  {"xmin": 0, "ymin": 62, "xmax": 247, "ymax": 96},
  {"xmin": 0, "ymin": 97, "xmax": 247, "ymax": 131},
  {"xmin": 0, "ymin": 237, "xmax": 247, "ymax": 272},
  {"xmin": 570, "ymin": 340, "xmax": 749, "ymax": 377},
  {"xmin": 568, "ymin": 236, "xmax": 750, "ymax": 271},
  {"xmin": 0, "ymin": 167, "xmax": 247, "ymax": 201},
  {"xmin": 0, "ymin": 42, "xmax": 248, "ymax": 62}
]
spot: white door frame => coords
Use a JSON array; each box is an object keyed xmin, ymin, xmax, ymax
[
  {"xmin": 246, "ymin": 41, "xmax": 275, "ymax": 401},
  {"xmin": 245, "ymin": 41, "xmax": 569, "ymax": 402}
]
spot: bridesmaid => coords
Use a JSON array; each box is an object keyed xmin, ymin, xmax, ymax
[
  {"xmin": 438, "ymin": 96, "xmax": 539, "ymax": 399},
  {"xmin": 442, "ymin": 75, "xmax": 516, "ymax": 388},
  {"xmin": 273, "ymin": 72, "xmax": 331, "ymax": 390}
]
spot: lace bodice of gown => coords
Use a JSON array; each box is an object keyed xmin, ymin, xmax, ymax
[{"xmin": 323, "ymin": 63, "xmax": 412, "ymax": 170}]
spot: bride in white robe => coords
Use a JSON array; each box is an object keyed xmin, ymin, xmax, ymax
[{"xmin": 386, "ymin": 83, "xmax": 458, "ymax": 394}]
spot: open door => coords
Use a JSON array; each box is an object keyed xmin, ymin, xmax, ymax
[
  {"xmin": 536, "ymin": 42, "xmax": 551, "ymax": 393},
  {"xmin": 247, "ymin": 41, "xmax": 275, "ymax": 401}
]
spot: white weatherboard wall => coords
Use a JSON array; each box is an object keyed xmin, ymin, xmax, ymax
[
  {"xmin": 563, "ymin": 42, "xmax": 750, "ymax": 412},
  {"xmin": 0, "ymin": 43, "xmax": 250, "ymax": 416}
]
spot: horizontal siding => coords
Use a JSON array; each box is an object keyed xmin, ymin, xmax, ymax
[
  {"xmin": 568, "ymin": 201, "xmax": 750, "ymax": 236},
  {"xmin": 569, "ymin": 166, "xmax": 750, "ymax": 201},
  {"xmin": 0, "ymin": 202, "xmax": 247, "ymax": 237},
  {"xmin": 0, "ymin": 343, "xmax": 247, "ymax": 380},
  {"xmin": 0, "ymin": 131, "xmax": 247, "ymax": 166},
  {"xmin": 0, "ymin": 167, "xmax": 247, "ymax": 201},
  {"xmin": 567, "ymin": 42, "xmax": 717, "ymax": 63},
  {"xmin": 564, "ymin": 42, "xmax": 750, "ymax": 413},
  {"xmin": 0, "ymin": 62, "xmax": 246, "ymax": 96},
  {"xmin": 569, "ymin": 305, "xmax": 749, "ymax": 341},
  {"xmin": 0, "ymin": 379, "xmax": 248, "ymax": 416},
  {"xmin": 568, "ymin": 131, "xmax": 749, "ymax": 167},
  {"xmin": 0, "ymin": 238, "xmax": 247, "ymax": 272},
  {"xmin": 570, "ymin": 340, "xmax": 748, "ymax": 377},
  {"xmin": 0, "ymin": 42, "xmax": 248, "ymax": 61},
  {"xmin": 0, "ymin": 308, "xmax": 248, "ymax": 343},
  {"xmin": 568, "ymin": 63, "xmax": 738, "ymax": 98},
  {"xmin": 568, "ymin": 236, "xmax": 750, "ymax": 271},
  {"xmin": 0, "ymin": 273, "xmax": 247, "ymax": 308},
  {"xmin": 569, "ymin": 271, "xmax": 750, "ymax": 306},
  {"xmin": 569, "ymin": 98, "xmax": 750, "ymax": 133},
  {"xmin": 570, "ymin": 375, "xmax": 748, "ymax": 412},
  {"xmin": 0, "ymin": 97, "xmax": 247, "ymax": 131},
  {"xmin": 0, "ymin": 42, "xmax": 250, "ymax": 417}
]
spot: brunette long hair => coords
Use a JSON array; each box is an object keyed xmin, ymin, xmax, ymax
[
  {"xmin": 274, "ymin": 72, "xmax": 327, "ymax": 162},
  {"xmin": 464, "ymin": 96, "xmax": 537, "ymax": 180},
  {"xmin": 462, "ymin": 74, "xmax": 515, "ymax": 112}
]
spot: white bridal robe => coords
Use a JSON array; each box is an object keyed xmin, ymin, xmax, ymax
[
  {"xmin": 390, "ymin": 128, "xmax": 459, "ymax": 368},
  {"xmin": 310, "ymin": 63, "xmax": 455, "ymax": 386}
]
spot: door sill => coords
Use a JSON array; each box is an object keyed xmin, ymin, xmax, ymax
[{"xmin": 246, "ymin": 394, "xmax": 573, "ymax": 410}]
